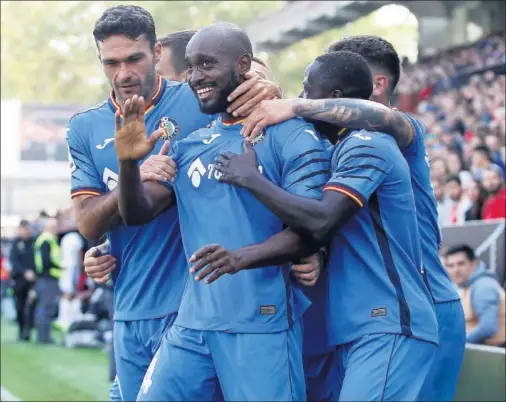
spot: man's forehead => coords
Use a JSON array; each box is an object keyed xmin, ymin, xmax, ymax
[{"xmin": 98, "ymin": 34, "xmax": 150, "ymax": 57}]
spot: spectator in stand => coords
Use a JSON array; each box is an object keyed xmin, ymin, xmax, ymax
[
  {"xmin": 442, "ymin": 175, "xmax": 472, "ymax": 225},
  {"xmin": 485, "ymin": 133, "xmax": 506, "ymax": 172},
  {"xmin": 9, "ymin": 220, "xmax": 37, "ymax": 341},
  {"xmin": 430, "ymin": 157, "xmax": 448, "ymax": 183},
  {"xmin": 447, "ymin": 149, "xmax": 474, "ymax": 188},
  {"xmin": 446, "ymin": 245, "xmax": 505, "ymax": 347},
  {"xmin": 471, "ymin": 145, "xmax": 505, "ymax": 180},
  {"xmin": 481, "ymin": 165, "xmax": 506, "ymax": 219},
  {"xmin": 465, "ymin": 178, "xmax": 488, "ymax": 221}
]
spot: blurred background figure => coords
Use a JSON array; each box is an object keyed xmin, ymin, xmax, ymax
[
  {"xmin": 157, "ymin": 30, "xmax": 196, "ymax": 81},
  {"xmin": 0, "ymin": 249, "xmax": 12, "ymax": 317},
  {"xmin": 34, "ymin": 216, "xmax": 63, "ymax": 344},
  {"xmin": 442, "ymin": 175, "xmax": 473, "ymax": 225},
  {"xmin": 446, "ymin": 244, "xmax": 505, "ymax": 347},
  {"xmin": 465, "ymin": 178, "xmax": 488, "ymax": 221},
  {"xmin": 9, "ymin": 219, "xmax": 36, "ymax": 341},
  {"xmin": 56, "ymin": 209, "xmax": 86, "ymax": 331},
  {"xmin": 481, "ymin": 165, "xmax": 506, "ymax": 219}
]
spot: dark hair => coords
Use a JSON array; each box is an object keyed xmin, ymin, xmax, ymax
[
  {"xmin": 19, "ymin": 219, "xmax": 30, "ymax": 228},
  {"xmin": 473, "ymin": 145, "xmax": 492, "ymax": 161},
  {"xmin": 446, "ymin": 244, "xmax": 476, "ymax": 261},
  {"xmin": 445, "ymin": 174, "xmax": 462, "ymax": 186},
  {"xmin": 158, "ymin": 30, "xmax": 196, "ymax": 74},
  {"xmin": 252, "ymin": 56, "xmax": 268, "ymax": 68},
  {"xmin": 93, "ymin": 5, "xmax": 157, "ymax": 49},
  {"xmin": 328, "ymin": 35, "xmax": 401, "ymax": 96},
  {"xmin": 313, "ymin": 51, "xmax": 373, "ymax": 100}
]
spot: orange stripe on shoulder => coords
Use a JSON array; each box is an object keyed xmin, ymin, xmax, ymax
[{"xmin": 323, "ymin": 185, "xmax": 364, "ymax": 207}]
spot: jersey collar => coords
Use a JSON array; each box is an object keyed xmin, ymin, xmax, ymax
[
  {"xmin": 107, "ymin": 75, "xmax": 166, "ymax": 116},
  {"xmin": 220, "ymin": 116, "xmax": 245, "ymax": 126}
]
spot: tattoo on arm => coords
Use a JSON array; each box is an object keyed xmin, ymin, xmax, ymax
[{"xmin": 292, "ymin": 98, "xmax": 414, "ymax": 147}]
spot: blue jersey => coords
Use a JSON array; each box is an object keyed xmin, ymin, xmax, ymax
[
  {"xmin": 161, "ymin": 117, "xmax": 330, "ymax": 333},
  {"xmin": 400, "ymin": 113, "xmax": 460, "ymax": 304},
  {"xmin": 67, "ymin": 77, "xmax": 212, "ymax": 321},
  {"xmin": 324, "ymin": 130, "xmax": 438, "ymax": 346}
]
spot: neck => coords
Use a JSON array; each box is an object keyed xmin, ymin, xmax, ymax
[
  {"xmin": 220, "ymin": 111, "xmax": 237, "ymax": 122},
  {"xmin": 372, "ymin": 94, "xmax": 390, "ymax": 107}
]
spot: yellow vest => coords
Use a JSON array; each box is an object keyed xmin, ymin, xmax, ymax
[
  {"xmin": 459, "ymin": 279, "xmax": 506, "ymax": 346},
  {"xmin": 34, "ymin": 232, "xmax": 62, "ymax": 279}
]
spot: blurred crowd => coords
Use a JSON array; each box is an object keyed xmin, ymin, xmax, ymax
[
  {"xmin": 398, "ymin": 33, "xmax": 506, "ymax": 226},
  {"xmin": 1, "ymin": 210, "xmax": 113, "ymax": 348}
]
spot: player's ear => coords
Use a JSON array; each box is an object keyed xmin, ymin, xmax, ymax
[
  {"xmin": 373, "ymin": 74, "xmax": 388, "ymax": 97},
  {"xmin": 237, "ymin": 54, "xmax": 251, "ymax": 77},
  {"xmin": 154, "ymin": 41, "xmax": 162, "ymax": 64},
  {"xmin": 330, "ymin": 89, "xmax": 343, "ymax": 99}
]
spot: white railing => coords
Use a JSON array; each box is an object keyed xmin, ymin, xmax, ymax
[{"xmin": 475, "ymin": 219, "xmax": 505, "ymax": 274}]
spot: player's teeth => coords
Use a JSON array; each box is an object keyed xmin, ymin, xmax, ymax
[{"xmin": 197, "ymin": 87, "xmax": 213, "ymax": 95}]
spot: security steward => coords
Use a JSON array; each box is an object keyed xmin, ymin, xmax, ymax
[{"xmin": 33, "ymin": 217, "xmax": 62, "ymax": 344}]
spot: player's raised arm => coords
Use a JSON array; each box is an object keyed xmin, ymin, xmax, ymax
[
  {"xmin": 67, "ymin": 118, "xmax": 123, "ymax": 240},
  {"xmin": 115, "ymin": 95, "xmax": 175, "ymax": 226},
  {"xmin": 69, "ymin": 118, "xmax": 176, "ymax": 239},
  {"xmin": 241, "ymin": 98, "xmax": 414, "ymax": 148}
]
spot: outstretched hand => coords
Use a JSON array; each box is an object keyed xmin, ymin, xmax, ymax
[
  {"xmin": 115, "ymin": 95, "xmax": 163, "ymax": 161},
  {"xmin": 214, "ymin": 141, "xmax": 261, "ymax": 187},
  {"xmin": 241, "ymin": 99, "xmax": 296, "ymax": 140},
  {"xmin": 226, "ymin": 71, "xmax": 282, "ymax": 118}
]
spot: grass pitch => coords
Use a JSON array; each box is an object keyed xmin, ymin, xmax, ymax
[{"xmin": 1, "ymin": 320, "xmax": 111, "ymax": 401}]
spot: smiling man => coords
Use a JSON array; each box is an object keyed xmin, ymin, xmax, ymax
[{"xmin": 114, "ymin": 22, "xmax": 330, "ymax": 401}]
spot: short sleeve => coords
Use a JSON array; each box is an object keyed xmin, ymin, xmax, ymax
[
  {"xmin": 66, "ymin": 117, "xmax": 104, "ymax": 198},
  {"xmin": 279, "ymin": 123, "xmax": 330, "ymax": 199},
  {"xmin": 324, "ymin": 132, "xmax": 393, "ymax": 207},
  {"xmin": 400, "ymin": 112, "xmax": 425, "ymax": 156}
]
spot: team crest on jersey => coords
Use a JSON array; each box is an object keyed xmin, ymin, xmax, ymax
[
  {"xmin": 157, "ymin": 117, "xmax": 179, "ymax": 141},
  {"xmin": 250, "ymin": 130, "xmax": 265, "ymax": 146}
]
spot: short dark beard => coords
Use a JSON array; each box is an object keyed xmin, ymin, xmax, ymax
[
  {"xmin": 112, "ymin": 66, "xmax": 158, "ymax": 105},
  {"xmin": 200, "ymin": 70, "xmax": 242, "ymax": 115}
]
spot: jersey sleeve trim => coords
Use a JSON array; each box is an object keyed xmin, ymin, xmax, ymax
[
  {"xmin": 323, "ymin": 183, "xmax": 365, "ymax": 207},
  {"xmin": 71, "ymin": 187, "xmax": 103, "ymax": 198}
]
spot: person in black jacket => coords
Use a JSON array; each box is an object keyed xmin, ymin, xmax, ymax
[{"xmin": 9, "ymin": 219, "xmax": 36, "ymax": 341}]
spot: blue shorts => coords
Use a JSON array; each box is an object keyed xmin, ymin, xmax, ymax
[
  {"xmin": 336, "ymin": 333, "xmax": 437, "ymax": 401},
  {"xmin": 303, "ymin": 350, "xmax": 341, "ymax": 402},
  {"xmin": 138, "ymin": 320, "xmax": 306, "ymax": 401},
  {"xmin": 419, "ymin": 300, "xmax": 466, "ymax": 401},
  {"xmin": 112, "ymin": 313, "xmax": 176, "ymax": 401}
]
